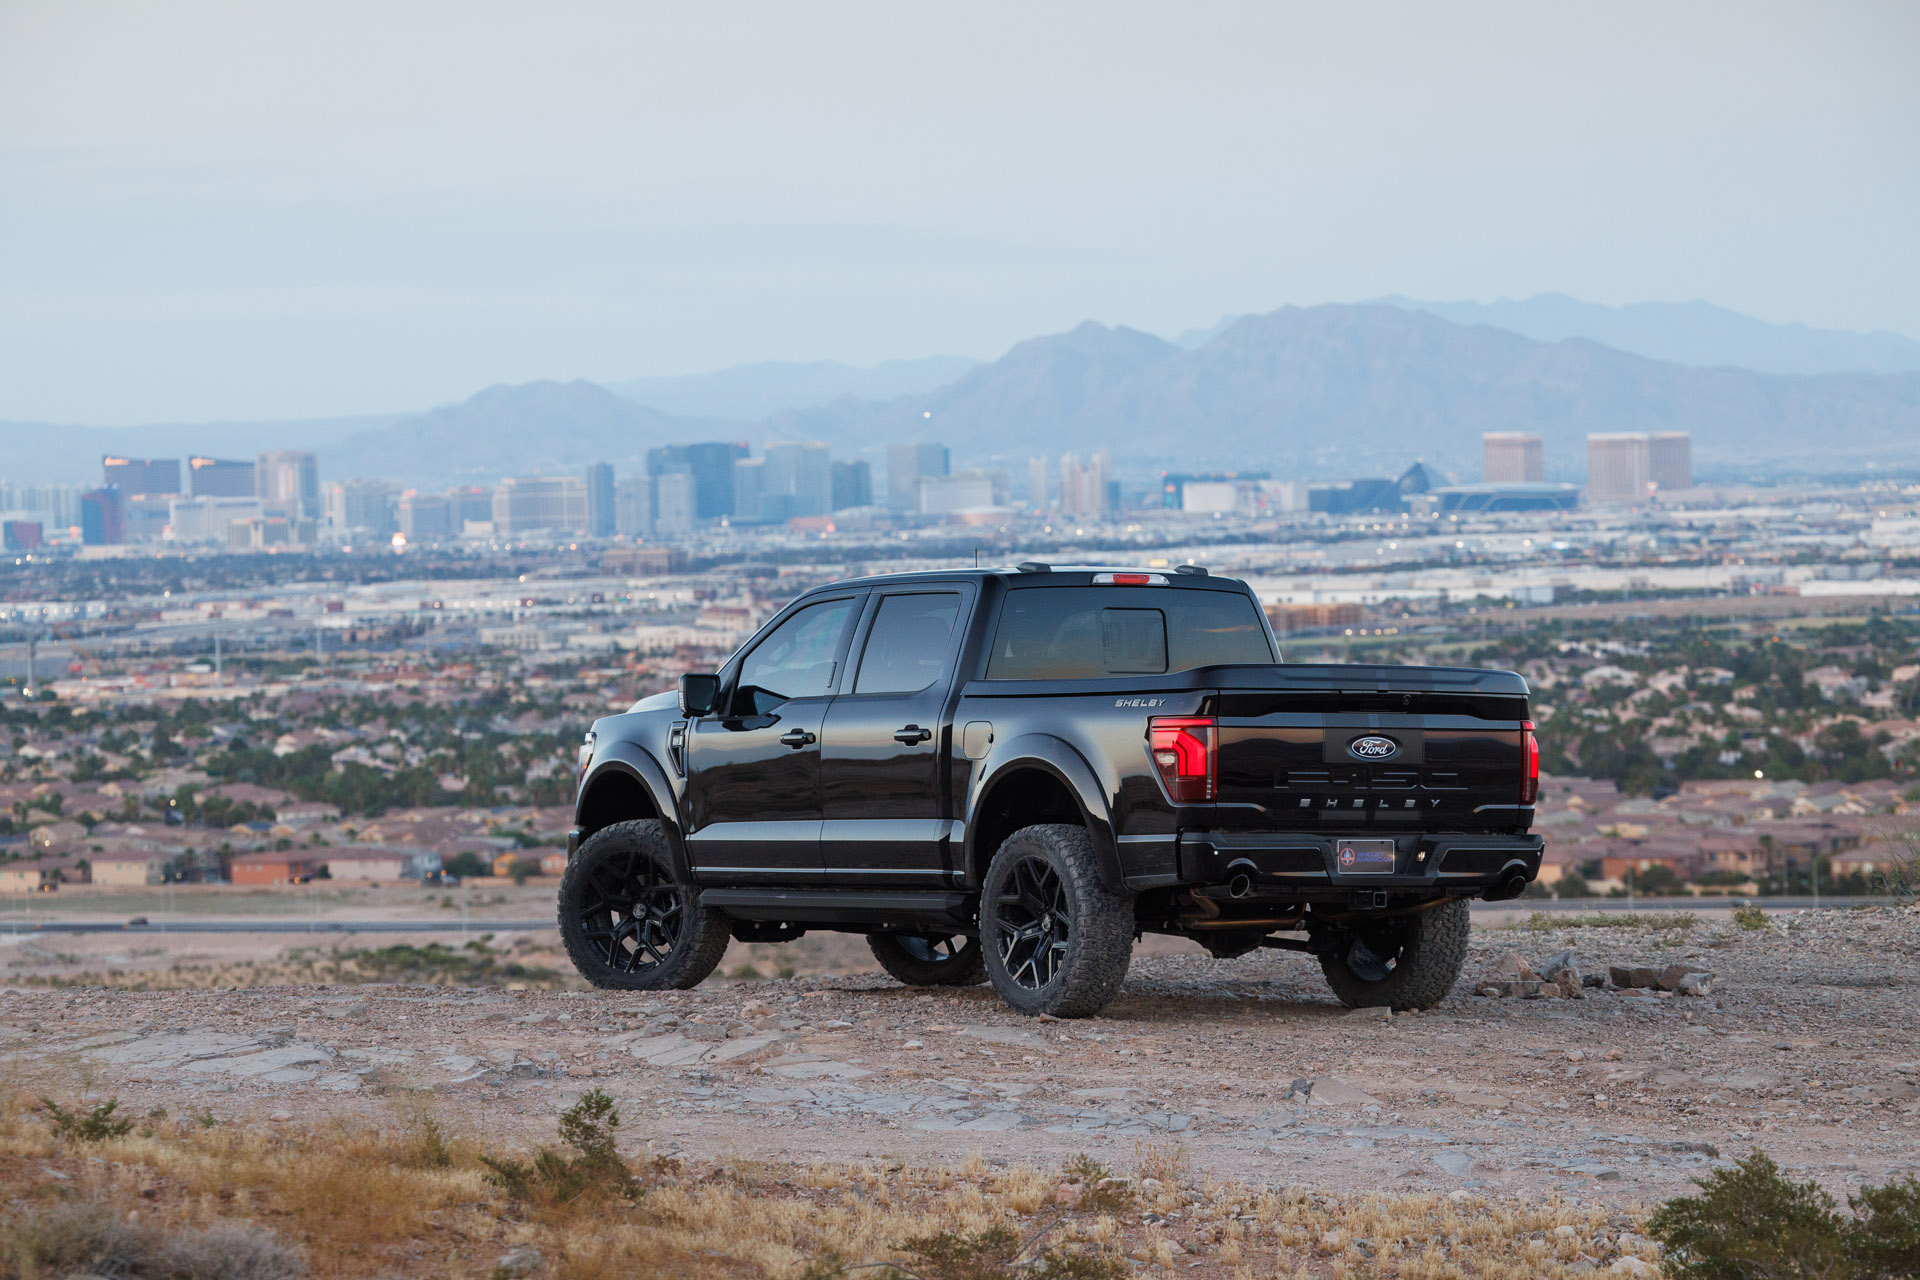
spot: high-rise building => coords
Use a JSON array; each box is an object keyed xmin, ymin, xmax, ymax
[
  {"xmin": 327, "ymin": 480, "xmax": 398, "ymax": 535},
  {"xmin": 188, "ymin": 457, "xmax": 256, "ymax": 498},
  {"xmin": 79, "ymin": 487, "xmax": 123, "ymax": 545},
  {"xmin": 2, "ymin": 521, "xmax": 42, "ymax": 551},
  {"xmin": 1482, "ymin": 433, "xmax": 1544, "ymax": 483},
  {"xmin": 398, "ymin": 493, "xmax": 452, "ymax": 541},
  {"xmin": 169, "ymin": 496, "xmax": 262, "ymax": 543},
  {"xmin": 1649, "ymin": 432, "xmax": 1692, "ymax": 492},
  {"xmin": 732, "ymin": 457, "xmax": 766, "ymax": 522},
  {"xmin": 615, "ymin": 476, "xmax": 653, "ymax": 535},
  {"xmin": 1028, "ymin": 456, "xmax": 1050, "ymax": 512},
  {"xmin": 0, "ymin": 483, "xmax": 82, "ymax": 532},
  {"xmin": 654, "ymin": 472, "xmax": 696, "ymax": 535},
  {"xmin": 492, "ymin": 476, "xmax": 588, "ymax": 536},
  {"xmin": 887, "ymin": 443, "xmax": 950, "ymax": 511},
  {"xmin": 1586, "ymin": 434, "xmax": 1652, "ymax": 504},
  {"xmin": 585, "ymin": 462, "xmax": 616, "ymax": 537},
  {"xmin": 257, "ymin": 451, "xmax": 321, "ymax": 519},
  {"xmin": 1059, "ymin": 450, "xmax": 1114, "ymax": 520},
  {"xmin": 830, "ymin": 460, "xmax": 872, "ymax": 511},
  {"xmin": 449, "ymin": 486, "xmax": 495, "ymax": 526},
  {"xmin": 646, "ymin": 442, "xmax": 747, "ymax": 521},
  {"xmin": 918, "ymin": 472, "xmax": 1001, "ymax": 515},
  {"xmin": 123, "ymin": 496, "xmax": 174, "ymax": 541},
  {"xmin": 762, "ymin": 442, "xmax": 833, "ymax": 519},
  {"xmin": 103, "ymin": 456, "xmax": 181, "ymax": 496}
]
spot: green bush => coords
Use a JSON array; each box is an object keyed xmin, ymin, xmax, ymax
[
  {"xmin": 1648, "ymin": 1149, "xmax": 1920, "ymax": 1280},
  {"xmin": 1733, "ymin": 903, "xmax": 1768, "ymax": 931},
  {"xmin": 443, "ymin": 851, "xmax": 490, "ymax": 878},
  {"xmin": 41, "ymin": 1096, "xmax": 134, "ymax": 1143},
  {"xmin": 481, "ymin": 1087, "xmax": 636, "ymax": 1206}
]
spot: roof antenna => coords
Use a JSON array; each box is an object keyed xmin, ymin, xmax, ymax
[{"xmin": 974, "ymin": 546, "xmax": 979, "ymax": 568}]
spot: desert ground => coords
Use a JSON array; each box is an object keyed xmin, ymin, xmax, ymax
[{"xmin": 6, "ymin": 892, "xmax": 1917, "ymax": 1218}]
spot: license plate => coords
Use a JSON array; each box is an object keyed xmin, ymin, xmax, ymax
[{"xmin": 1335, "ymin": 839, "xmax": 1397, "ymax": 875}]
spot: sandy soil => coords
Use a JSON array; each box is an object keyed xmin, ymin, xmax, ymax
[{"xmin": 5, "ymin": 903, "xmax": 1917, "ymax": 1213}]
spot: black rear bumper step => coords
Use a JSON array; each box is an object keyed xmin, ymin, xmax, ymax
[
  {"xmin": 1177, "ymin": 832, "xmax": 1543, "ymax": 892},
  {"xmin": 700, "ymin": 888, "xmax": 974, "ymax": 931}
]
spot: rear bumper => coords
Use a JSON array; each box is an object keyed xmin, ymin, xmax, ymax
[{"xmin": 1174, "ymin": 831, "xmax": 1544, "ymax": 901}]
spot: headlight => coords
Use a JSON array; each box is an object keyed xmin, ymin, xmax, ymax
[{"xmin": 577, "ymin": 730, "xmax": 596, "ymax": 781}]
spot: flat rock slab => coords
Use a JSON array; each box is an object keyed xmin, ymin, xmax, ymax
[
  {"xmin": 1308, "ymin": 1078, "xmax": 1383, "ymax": 1108},
  {"xmin": 763, "ymin": 1059, "xmax": 874, "ymax": 1081},
  {"xmin": 625, "ymin": 1032, "xmax": 795, "ymax": 1068}
]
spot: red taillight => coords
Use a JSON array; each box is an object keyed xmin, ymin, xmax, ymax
[
  {"xmin": 1110, "ymin": 572, "xmax": 1152, "ymax": 585},
  {"xmin": 1149, "ymin": 716, "xmax": 1216, "ymax": 803},
  {"xmin": 1521, "ymin": 720, "xmax": 1539, "ymax": 806}
]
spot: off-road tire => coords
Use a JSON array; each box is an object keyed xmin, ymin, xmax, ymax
[
  {"xmin": 868, "ymin": 934, "xmax": 989, "ymax": 987},
  {"xmin": 980, "ymin": 824, "xmax": 1133, "ymax": 1018},
  {"xmin": 558, "ymin": 819, "xmax": 730, "ymax": 991},
  {"xmin": 1318, "ymin": 898, "xmax": 1471, "ymax": 1011}
]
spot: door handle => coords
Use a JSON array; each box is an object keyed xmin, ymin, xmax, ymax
[
  {"xmin": 893, "ymin": 725, "xmax": 932, "ymax": 744},
  {"xmin": 779, "ymin": 728, "xmax": 816, "ymax": 749}
]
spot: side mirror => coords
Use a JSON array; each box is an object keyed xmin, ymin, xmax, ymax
[{"xmin": 679, "ymin": 672, "xmax": 721, "ymax": 717}]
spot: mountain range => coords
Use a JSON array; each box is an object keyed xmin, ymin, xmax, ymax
[
  {"xmin": 762, "ymin": 306, "xmax": 1920, "ymax": 479},
  {"xmin": 608, "ymin": 356, "xmax": 977, "ymax": 421},
  {"xmin": 5, "ymin": 298, "xmax": 1918, "ymax": 487}
]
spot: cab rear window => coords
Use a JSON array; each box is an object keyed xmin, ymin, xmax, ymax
[{"xmin": 986, "ymin": 586, "xmax": 1274, "ymax": 680}]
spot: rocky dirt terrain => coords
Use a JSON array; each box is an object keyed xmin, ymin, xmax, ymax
[{"xmin": 6, "ymin": 904, "xmax": 1918, "ymax": 1214}]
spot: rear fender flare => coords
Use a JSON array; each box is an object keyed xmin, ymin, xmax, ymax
[{"xmin": 964, "ymin": 733, "xmax": 1123, "ymax": 893}]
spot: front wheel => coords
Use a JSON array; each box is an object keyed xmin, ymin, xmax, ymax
[
  {"xmin": 980, "ymin": 824, "xmax": 1133, "ymax": 1018},
  {"xmin": 557, "ymin": 819, "xmax": 730, "ymax": 990},
  {"xmin": 868, "ymin": 934, "xmax": 988, "ymax": 987},
  {"xmin": 1317, "ymin": 898, "xmax": 1470, "ymax": 1011}
]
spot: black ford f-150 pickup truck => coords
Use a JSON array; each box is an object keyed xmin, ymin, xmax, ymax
[{"xmin": 561, "ymin": 564, "xmax": 1541, "ymax": 1017}]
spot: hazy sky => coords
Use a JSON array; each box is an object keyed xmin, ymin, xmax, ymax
[{"xmin": 3, "ymin": 0, "xmax": 1916, "ymax": 425}]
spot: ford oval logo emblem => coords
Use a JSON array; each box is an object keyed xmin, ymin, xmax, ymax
[{"xmin": 1350, "ymin": 735, "xmax": 1398, "ymax": 760}]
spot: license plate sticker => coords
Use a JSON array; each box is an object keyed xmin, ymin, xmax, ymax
[{"xmin": 1336, "ymin": 839, "xmax": 1397, "ymax": 875}]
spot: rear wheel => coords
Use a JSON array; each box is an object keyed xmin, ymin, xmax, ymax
[
  {"xmin": 1317, "ymin": 898, "xmax": 1470, "ymax": 1011},
  {"xmin": 868, "ymin": 934, "xmax": 988, "ymax": 987},
  {"xmin": 980, "ymin": 824, "xmax": 1133, "ymax": 1018},
  {"xmin": 558, "ymin": 819, "xmax": 729, "ymax": 990}
]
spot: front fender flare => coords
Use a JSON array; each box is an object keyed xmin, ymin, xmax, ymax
[
  {"xmin": 964, "ymin": 733, "xmax": 1124, "ymax": 894},
  {"xmin": 574, "ymin": 740, "xmax": 691, "ymax": 882}
]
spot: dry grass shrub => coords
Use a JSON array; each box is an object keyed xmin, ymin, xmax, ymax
[
  {"xmin": 2, "ymin": 1199, "xmax": 303, "ymax": 1280},
  {"xmin": 15, "ymin": 939, "xmax": 572, "ymax": 991},
  {"xmin": 0, "ymin": 1084, "xmax": 1683, "ymax": 1280}
]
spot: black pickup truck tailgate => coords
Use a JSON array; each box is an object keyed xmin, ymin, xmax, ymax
[{"xmin": 1205, "ymin": 663, "xmax": 1533, "ymax": 832}]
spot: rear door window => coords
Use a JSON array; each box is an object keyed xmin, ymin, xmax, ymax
[
  {"xmin": 853, "ymin": 592, "xmax": 963, "ymax": 694},
  {"xmin": 987, "ymin": 586, "xmax": 1273, "ymax": 680}
]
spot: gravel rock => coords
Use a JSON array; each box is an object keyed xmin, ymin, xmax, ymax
[
  {"xmin": 1491, "ymin": 951, "xmax": 1539, "ymax": 981},
  {"xmin": 495, "ymin": 1245, "xmax": 544, "ymax": 1277}
]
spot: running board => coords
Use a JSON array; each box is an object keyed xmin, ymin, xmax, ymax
[{"xmin": 699, "ymin": 888, "xmax": 974, "ymax": 931}]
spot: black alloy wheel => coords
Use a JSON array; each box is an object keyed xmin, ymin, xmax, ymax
[
  {"xmin": 898, "ymin": 935, "xmax": 969, "ymax": 965},
  {"xmin": 1316, "ymin": 897, "xmax": 1471, "ymax": 1011},
  {"xmin": 578, "ymin": 847, "xmax": 684, "ymax": 975},
  {"xmin": 557, "ymin": 819, "xmax": 729, "ymax": 991},
  {"xmin": 1338, "ymin": 918, "xmax": 1412, "ymax": 984},
  {"xmin": 993, "ymin": 854, "xmax": 1072, "ymax": 991},
  {"xmin": 978, "ymin": 824, "xmax": 1134, "ymax": 1018},
  {"xmin": 868, "ymin": 932, "xmax": 988, "ymax": 987}
]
